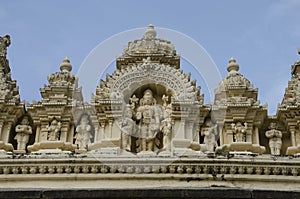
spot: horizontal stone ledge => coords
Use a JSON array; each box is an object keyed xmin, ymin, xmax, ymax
[
  {"xmin": 0, "ymin": 173, "xmax": 299, "ymax": 182},
  {"xmin": 0, "ymin": 187, "xmax": 299, "ymax": 199}
]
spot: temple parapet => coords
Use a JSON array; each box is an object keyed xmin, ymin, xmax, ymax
[{"xmin": 0, "ymin": 26, "xmax": 300, "ymax": 160}]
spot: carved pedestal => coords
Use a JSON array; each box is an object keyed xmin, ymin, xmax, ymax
[
  {"xmin": 89, "ymin": 139, "xmax": 122, "ymax": 156},
  {"xmin": 217, "ymin": 142, "xmax": 265, "ymax": 155},
  {"xmin": 28, "ymin": 141, "xmax": 77, "ymax": 153}
]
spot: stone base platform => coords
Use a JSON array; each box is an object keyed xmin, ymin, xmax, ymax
[{"xmin": 0, "ymin": 155, "xmax": 299, "ymax": 198}]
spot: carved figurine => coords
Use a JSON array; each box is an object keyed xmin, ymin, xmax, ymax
[
  {"xmin": 14, "ymin": 116, "xmax": 32, "ymax": 151},
  {"xmin": 201, "ymin": 122, "xmax": 218, "ymax": 152},
  {"xmin": 75, "ymin": 115, "xmax": 92, "ymax": 150},
  {"xmin": 47, "ymin": 119, "xmax": 62, "ymax": 141},
  {"xmin": 265, "ymin": 123, "xmax": 282, "ymax": 156},
  {"xmin": 232, "ymin": 122, "xmax": 247, "ymax": 142},
  {"xmin": 119, "ymin": 105, "xmax": 135, "ymax": 151},
  {"xmin": 136, "ymin": 89, "xmax": 160, "ymax": 153},
  {"xmin": 160, "ymin": 116, "xmax": 172, "ymax": 153}
]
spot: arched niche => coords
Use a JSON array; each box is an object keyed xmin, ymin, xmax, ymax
[{"xmin": 124, "ymin": 83, "xmax": 172, "ymax": 104}]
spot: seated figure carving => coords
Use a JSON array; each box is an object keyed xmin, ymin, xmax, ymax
[
  {"xmin": 231, "ymin": 122, "xmax": 247, "ymax": 142},
  {"xmin": 47, "ymin": 119, "xmax": 62, "ymax": 141}
]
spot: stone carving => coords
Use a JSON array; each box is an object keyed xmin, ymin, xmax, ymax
[
  {"xmin": 0, "ymin": 35, "xmax": 10, "ymax": 57},
  {"xmin": 119, "ymin": 105, "xmax": 135, "ymax": 152},
  {"xmin": 265, "ymin": 123, "xmax": 282, "ymax": 156},
  {"xmin": 214, "ymin": 58, "xmax": 257, "ymax": 106},
  {"xmin": 122, "ymin": 24, "xmax": 175, "ymax": 57},
  {"xmin": 136, "ymin": 89, "xmax": 161, "ymax": 155},
  {"xmin": 14, "ymin": 116, "xmax": 32, "ymax": 152},
  {"xmin": 201, "ymin": 122, "xmax": 218, "ymax": 152},
  {"xmin": 47, "ymin": 119, "xmax": 62, "ymax": 141},
  {"xmin": 95, "ymin": 61, "xmax": 200, "ymax": 102},
  {"xmin": 75, "ymin": 115, "xmax": 92, "ymax": 150},
  {"xmin": 281, "ymin": 61, "xmax": 300, "ymax": 107},
  {"xmin": 160, "ymin": 99, "xmax": 172, "ymax": 153},
  {"xmin": 231, "ymin": 122, "xmax": 247, "ymax": 142},
  {"xmin": 47, "ymin": 57, "xmax": 76, "ymax": 86}
]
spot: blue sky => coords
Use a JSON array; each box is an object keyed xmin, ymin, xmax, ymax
[{"xmin": 0, "ymin": 0, "xmax": 300, "ymax": 115}]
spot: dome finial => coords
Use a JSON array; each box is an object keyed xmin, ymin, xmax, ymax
[
  {"xmin": 144, "ymin": 24, "xmax": 156, "ymax": 40},
  {"xmin": 227, "ymin": 57, "xmax": 239, "ymax": 72},
  {"xmin": 59, "ymin": 57, "xmax": 72, "ymax": 72}
]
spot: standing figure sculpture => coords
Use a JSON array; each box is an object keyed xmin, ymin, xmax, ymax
[
  {"xmin": 232, "ymin": 122, "xmax": 247, "ymax": 142},
  {"xmin": 47, "ymin": 119, "xmax": 62, "ymax": 141},
  {"xmin": 201, "ymin": 122, "xmax": 218, "ymax": 152},
  {"xmin": 14, "ymin": 116, "xmax": 32, "ymax": 152},
  {"xmin": 160, "ymin": 115, "xmax": 172, "ymax": 153},
  {"xmin": 120, "ymin": 105, "xmax": 135, "ymax": 152},
  {"xmin": 265, "ymin": 123, "xmax": 282, "ymax": 156},
  {"xmin": 136, "ymin": 89, "xmax": 160, "ymax": 155},
  {"xmin": 75, "ymin": 115, "xmax": 92, "ymax": 150}
]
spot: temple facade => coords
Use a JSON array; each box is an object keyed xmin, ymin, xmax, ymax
[{"xmin": 0, "ymin": 25, "xmax": 299, "ymax": 197}]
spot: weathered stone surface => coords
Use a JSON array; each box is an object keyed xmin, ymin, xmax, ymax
[{"xmin": 0, "ymin": 26, "xmax": 300, "ymax": 194}]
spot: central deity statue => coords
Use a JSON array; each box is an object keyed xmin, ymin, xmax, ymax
[{"xmin": 136, "ymin": 89, "xmax": 161, "ymax": 155}]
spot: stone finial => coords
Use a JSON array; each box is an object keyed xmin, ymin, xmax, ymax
[
  {"xmin": 144, "ymin": 24, "xmax": 157, "ymax": 40},
  {"xmin": 227, "ymin": 57, "xmax": 240, "ymax": 73},
  {"xmin": 59, "ymin": 57, "xmax": 72, "ymax": 72},
  {"xmin": 0, "ymin": 35, "xmax": 11, "ymax": 57}
]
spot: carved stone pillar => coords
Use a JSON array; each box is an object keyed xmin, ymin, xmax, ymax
[
  {"xmin": 286, "ymin": 126, "xmax": 300, "ymax": 155},
  {"xmin": 290, "ymin": 129, "xmax": 296, "ymax": 146},
  {"xmin": 186, "ymin": 121, "xmax": 194, "ymax": 140},
  {"xmin": 227, "ymin": 129, "xmax": 233, "ymax": 144},
  {"xmin": 3, "ymin": 122, "xmax": 12, "ymax": 143},
  {"xmin": 93, "ymin": 125, "xmax": 99, "ymax": 143},
  {"xmin": 67, "ymin": 124, "xmax": 74, "ymax": 143},
  {"xmin": 35, "ymin": 125, "xmax": 41, "ymax": 143},
  {"xmin": 0, "ymin": 121, "xmax": 3, "ymax": 141},
  {"xmin": 246, "ymin": 130, "xmax": 253, "ymax": 143},
  {"xmin": 99, "ymin": 122, "xmax": 105, "ymax": 141},
  {"xmin": 253, "ymin": 126, "xmax": 259, "ymax": 145},
  {"xmin": 108, "ymin": 119, "xmax": 113, "ymax": 138},
  {"xmin": 218, "ymin": 125, "xmax": 224, "ymax": 146},
  {"xmin": 60, "ymin": 122, "xmax": 68, "ymax": 142},
  {"xmin": 192, "ymin": 123, "xmax": 200, "ymax": 142},
  {"xmin": 174, "ymin": 119, "xmax": 185, "ymax": 139}
]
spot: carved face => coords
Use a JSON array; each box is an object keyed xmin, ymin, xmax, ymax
[
  {"xmin": 143, "ymin": 89, "xmax": 154, "ymax": 105},
  {"xmin": 21, "ymin": 117, "xmax": 29, "ymax": 125},
  {"xmin": 269, "ymin": 122, "xmax": 277, "ymax": 129},
  {"xmin": 81, "ymin": 117, "xmax": 88, "ymax": 124},
  {"xmin": 51, "ymin": 119, "xmax": 58, "ymax": 126}
]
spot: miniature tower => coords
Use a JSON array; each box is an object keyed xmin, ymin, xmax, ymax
[
  {"xmin": 0, "ymin": 35, "xmax": 24, "ymax": 154},
  {"xmin": 27, "ymin": 58, "xmax": 83, "ymax": 153},
  {"xmin": 278, "ymin": 50, "xmax": 300, "ymax": 155},
  {"xmin": 212, "ymin": 58, "xmax": 266, "ymax": 154}
]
